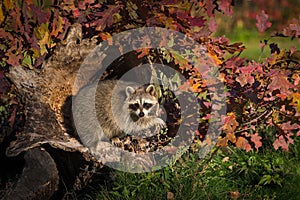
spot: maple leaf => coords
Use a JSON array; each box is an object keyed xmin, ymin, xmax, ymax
[
  {"xmin": 251, "ymin": 133, "xmax": 262, "ymax": 151},
  {"xmin": 208, "ymin": 18, "xmax": 217, "ymax": 33},
  {"xmin": 189, "ymin": 16, "xmax": 205, "ymax": 27},
  {"xmin": 236, "ymin": 73, "xmax": 254, "ymax": 87},
  {"xmin": 137, "ymin": 48, "xmax": 150, "ymax": 59},
  {"xmin": 273, "ymin": 134, "xmax": 294, "ymax": 151},
  {"xmin": 0, "ymin": 28, "xmax": 14, "ymax": 40},
  {"xmin": 222, "ymin": 112, "xmax": 239, "ymax": 135},
  {"xmin": 6, "ymin": 51, "xmax": 22, "ymax": 66},
  {"xmin": 3, "ymin": 0, "xmax": 14, "ymax": 10},
  {"xmin": 280, "ymin": 121, "xmax": 300, "ymax": 133},
  {"xmin": 0, "ymin": 6, "xmax": 4, "ymax": 25},
  {"xmin": 256, "ymin": 10, "xmax": 272, "ymax": 33},
  {"xmin": 236, "ymin": 137, "xmax": 251, "ymax": 152},
  {"xmin": 50, "ymin": 13, "xmax": 65, "ymax": 37},
  {"xmin": 236, "ymin": 63, "xmax": 264, "ymax": 87},
  {"xmin": 217, "ymin": 136, "xmax": 228, "ymax": 147},
  {"xmin": 205, "ymin": 0, "xmax": 216, "ymax": 17},
  {"xmin": 267, "ymin": 69, "xmax": 296, "ymax": 100},
  {"xmin": 29, "ymin": 4, "xmax": 50, "ymax": 24},
  {"xmin": 34, "ymin": 23, "xmax": 52, "ymax": 55},
  {"xmin": 219, "ymin": 0, "xmax": 233, "ymax": 16},
  {"xmin": 5, "ymin": 43, "xmax": 23, "ymax": 66},
  {"xmin": 90, "ymin": 5, "xmax": 123, "ymax": 31},
  {"xmin": 289, "ymin": 93, "xmax": 300, "ymax": 112}
]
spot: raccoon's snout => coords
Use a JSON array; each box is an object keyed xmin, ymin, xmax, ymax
[{"xmin": 139, "ymin": 112, "xmax": 145, "ymax": 117}]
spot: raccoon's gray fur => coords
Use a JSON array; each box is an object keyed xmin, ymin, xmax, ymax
[{"xmin": 73, "ymin": 79, "xmax": 165, "ymax": 150}]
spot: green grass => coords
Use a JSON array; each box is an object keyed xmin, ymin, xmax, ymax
[
  {"xmin": 82, "ymin": 138, "xmax": 300, "ymax": 200},
  {"xmin": 214, "ymin": 27, "xmax": 300, "ymax": 61}
]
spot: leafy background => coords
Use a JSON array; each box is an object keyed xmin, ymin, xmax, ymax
[{"xmin": 0, "ymin": 0, "xmax": 300, "ymax": 199}]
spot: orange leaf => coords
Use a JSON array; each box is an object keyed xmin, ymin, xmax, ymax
[
  {"xmin": 222, "ymin": 112, "xmax": 239, "ymax": 134},
  {"xmin": 236, "ymin": 137, "xmax": 251, "ymax": 152}
]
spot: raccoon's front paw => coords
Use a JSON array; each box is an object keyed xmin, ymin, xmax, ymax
[{"xmin": 154, "ymin": 118, "xmax": 167, "ymax": 129}]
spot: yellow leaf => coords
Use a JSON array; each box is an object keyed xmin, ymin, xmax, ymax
[
  {"xmin": 113, "ymin": 13, "xmax": 122, "ymax": 23},
  {"xmin": 3, "ymin": 0, "xmax": 14, "ymax": 11},
  {"xmin": 289, "ymin": 92, "xmax": 300, "ymax": 112},
  {"xmin": 209, "ymin": 52, "xmax": 222, "ymax": 65},
  {"xmin": 34, "ymin": 23, "xmax": 52, "ymax": 55},
  {"xmin": 0, "ymin": 7, "xmax": 4, "ymax": 25},
  {"xmin": 34, "ymin": 23, "xmax": 50, "ymax": 40}
]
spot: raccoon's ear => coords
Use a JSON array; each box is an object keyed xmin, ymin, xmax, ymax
[
  {"xmin": 126, "ymin": 86, "xmax": 135, "ymax": 97},
  {"xmin": 146, "ymin": 84, "xmax": 156, "ymax": 96}
]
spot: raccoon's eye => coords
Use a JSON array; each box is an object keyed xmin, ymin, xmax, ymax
[
  {"xmin": 143, "ymin": 103, "xmax": 153, "ymax": 109},
  {"xmin": 129, "ymin": 103, "xmax": 140, "ymax": 111}
]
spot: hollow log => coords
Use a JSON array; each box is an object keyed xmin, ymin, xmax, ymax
[{"xmin": 1, "ymin": 24, "xmax": 103, "ymax": 199}]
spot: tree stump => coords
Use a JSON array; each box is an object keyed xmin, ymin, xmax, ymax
[{"xmin": 1, "ymin": 24, "xmax": 104, "ymax": 199}]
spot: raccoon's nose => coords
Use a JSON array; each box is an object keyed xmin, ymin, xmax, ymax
[{"xmin": 139, "ymin": 112, "xmax": 145, "ymax": 117}]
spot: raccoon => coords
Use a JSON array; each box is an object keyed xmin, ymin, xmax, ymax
[{"xmin": 72, "ymin": 79, "xmax": 166, "ymax": 150}]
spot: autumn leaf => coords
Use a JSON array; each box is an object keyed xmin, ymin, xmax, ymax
[
  {"xmin": 34, "ymin": 23, "xmax": 52, "ymax": 55},
  {"xmin": 29, "ymin": 3, "xmax": 50, "ymax": 24},
  {"xmin": 6, "ymin": 52, "xmax": 21, "ymax": 66},
  {"xmin": 50, "ymin": 14, "xmax": 64, "ymax": 37},
  {"xmin": 208, "ymin": 18, "xmax": 217, "ymax": 33},
  {"xmin": 280, "ymin": 121, "xmax": 300, "ymax": 133},
  {"xmin": 273, "ymin": 134, "xmax": 294, "ymax": 151},
  {"xmin": 0, "ymin": 6, "xmax": 4, "ymax": 25},
  {"xmin": 236, "ymin": 137, "xmax": 251, "ymax": 152},
  {"xmin": 236, "ymin": 73, "xmax": 254, "ymax": 87},
  {"xmin": 90, "ymin": 5, "xmax": 123, "ymax": 31},
  {"xmin": 256, "ymin": 10, "xmax": 272, "ymax": 33},
  {"xmin": 222, "ymin": 112, "xmax": 239, "ymax": 135},
  {"xmin": 5, "ymin": 45, "xmax": 23, "ymax": 66},
  {"xmin": 137, "ymin": 48, "xmax": 150, "ymax": 59},
  {"xmin": 289, "ymin": 93, "xmax": 300, "ymax": 112},
  {"xmin": 267, "ymin": 69, "xmax": 296, "ymax": 100},
  {"xmin": 217, "ymin": 136, "xmax": 229, "ymax": 147},
  {"xmin": 218, "ymin": 0, "xmax": 233, "ymax": 16},
  {"xmin": 3, "ymin": 0, "xmax": 14, "ymax": 11},
  {"xmin": 251, "ymin": 133, "xmax": 262, "ymax": 151}
]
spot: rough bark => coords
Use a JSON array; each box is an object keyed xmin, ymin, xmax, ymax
[{"xmin": 1, "ymin": 24, "xmax": 103, "ymax": 199}]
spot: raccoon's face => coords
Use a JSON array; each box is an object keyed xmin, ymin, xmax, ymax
[{"xmin": 125, "ymin": 84, "xmax": 159, "ymax": 122}]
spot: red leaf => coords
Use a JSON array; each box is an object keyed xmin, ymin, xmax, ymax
[
  {"xmin": 267, "ymin": 69, "xmax": 296, "ymax": 100},
  {"xmin": 256, "ymin": 10, "xmax": 272, "ymax": 33},
  {"xmin": 5, "ymin": 46, "xmax": 23, "ymax": 66},
  {"xmin": 280, "ymin": 121, "xmax": 300, "ymax": 132},
  {"xmin": 208, "ymin": 18, "xmax": 217, "ymax": 33},
  {"xmin": 251, "ymin": 133, "xmax": 262, "ymax": 151},
  {"xmin": 90, "ymin": 5, "xmax": 123, "ymax": 31},
  {"xmin": 222, "ymin": 113, "xmax": 239, "ymax": 134},
  {"xmin": 219, "ymin": 0, "xmax": 233, "ymax": 16},
  {"xmin": 205, "ymin": 0, "xmax": 216, "ymax": 17},
  {"xmin": 273, "ymin": 134, "xmax": 294, "ymax": 151},
  {"xmin": 189, "ymin": 16, "xmax": 205, "ymax": 27},
  {"xmin": 236, "ymin": 73, "xmax": 254, "ymax": 87},
  {"xmin": 29, "ymin": 4, "xmax": 51, "ymax": 24},
  {"xmin": 0, "ymin": 28, "xmax": 14, "ymax": 40}
]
